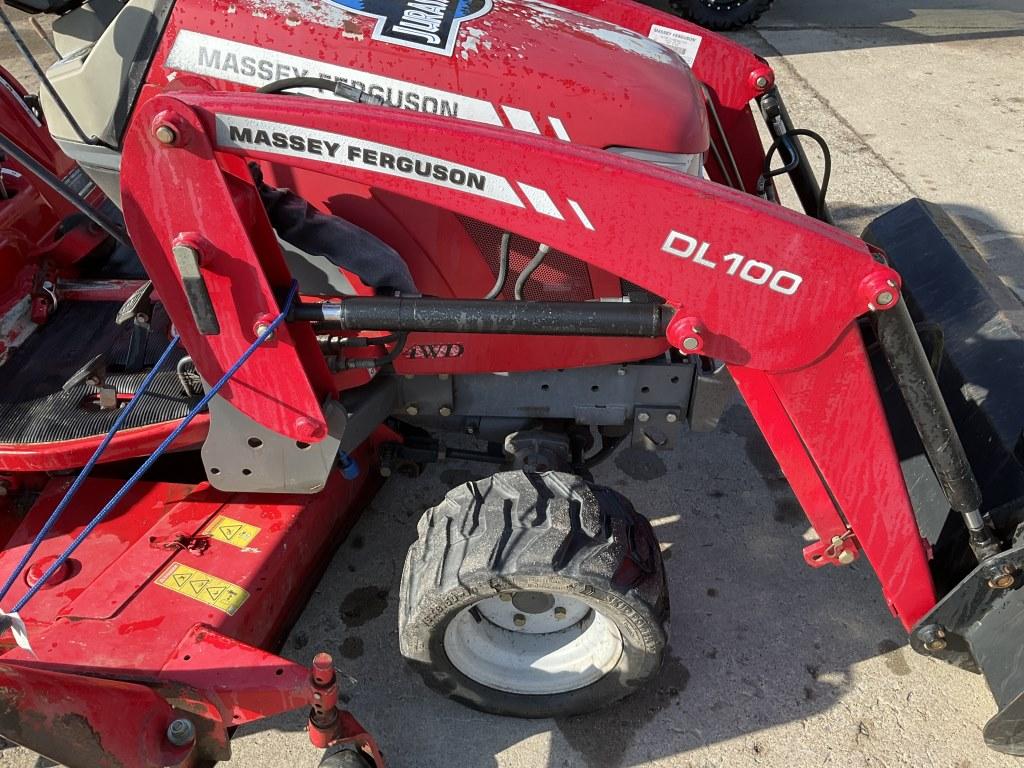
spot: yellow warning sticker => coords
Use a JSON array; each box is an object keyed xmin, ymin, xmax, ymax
[
  {"xmin": 155, "ymin": 562, "xmax": 250, "ymax": 615},
  {"xmin": 202, "ymin": 515, "xmax": 261, "ymax": 549}
]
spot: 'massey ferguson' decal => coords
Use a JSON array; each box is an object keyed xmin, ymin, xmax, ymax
[
  {"xmin": 661, "ymin": 231, "xmax": 804, "ymax": 296},
  {"xmin": 166, "ymin": 31, "xmax": 503, "ymax": 125},
  {"xmin": 326, "ymin": 0, "xmax": 492, "ymax": 56},
  {"xmin": 215, "ymin": 115, "xmax": 524, "ymax": 205}
]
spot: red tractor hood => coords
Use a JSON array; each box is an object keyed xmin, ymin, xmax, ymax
[{"xmin": 154, "ymin": 0, "xmax": 709, "ymax": 154}]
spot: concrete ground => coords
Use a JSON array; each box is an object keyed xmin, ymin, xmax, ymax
[{"xmin": 1, "ymin": 1, "xmax": 1023, "ymax": 767}]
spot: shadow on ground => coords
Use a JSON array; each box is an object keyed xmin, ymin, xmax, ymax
[
  {"xmin": 751, "ymin": 0, "xmax": 1024, "ymax": 52},
  {"xmin": 235, "ymin": 403, "xmax": 921, "ymax": 768}
]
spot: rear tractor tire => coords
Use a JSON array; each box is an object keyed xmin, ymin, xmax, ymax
[
  {"xmin": 672, "ymin": 0, "xmax": 773, "ymax": 30},
  {"xmin": 398, "ymin": 470, "xmax": 669, "ymax": 718}
]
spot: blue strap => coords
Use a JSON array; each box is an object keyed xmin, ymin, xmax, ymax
[
  {"xmin": 0, "ymin": 335, "xmax": 181, "ymax": 602},
  {"xmin": 11, "ymin": 281, "xmax": 300, "ymax": 613}
]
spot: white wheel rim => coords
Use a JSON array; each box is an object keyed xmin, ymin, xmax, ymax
[{"xmin": 443, "ymin": 590, "xmax": 624, "ymax": 695}]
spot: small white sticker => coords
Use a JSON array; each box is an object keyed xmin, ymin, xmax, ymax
[{"xmin": 648, "ymin": 25, "xmax": 703, "ymax": 67}]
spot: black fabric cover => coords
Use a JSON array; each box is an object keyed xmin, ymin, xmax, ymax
[{"xmin": 252, "ymin": 165, "xmax": 417, "ymax": 295}]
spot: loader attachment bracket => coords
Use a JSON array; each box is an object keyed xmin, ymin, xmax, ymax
[{"xmin": 909, "ymin": 521, "xmax": 1024, "ymax": 755}]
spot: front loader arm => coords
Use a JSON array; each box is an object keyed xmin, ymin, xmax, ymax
[{"xmin": 120, "ymin": 90, "xmax": 936, "ymax": 628}]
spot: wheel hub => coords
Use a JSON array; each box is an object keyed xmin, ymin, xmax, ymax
[{"xmin": 443, "ymin": 590, "xmax": 624, "ymax": 695}]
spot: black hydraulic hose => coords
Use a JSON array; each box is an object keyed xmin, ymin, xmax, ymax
[
  {"xmin": 484, "ymin": 232, "xmax": 511, "ymax": 300},
  {"xmin": 258, "ymin": 77, "xmax": 384, "ymax": 105},
  {"xmin": 514, "ymin": 243, "xmax": 550, "ymax": 300},
  {"xmin": 758, "ymin": 87, "xmax": 833, "ymax": 224},
  {"xmin": 759, "ymin": 128, "xmax": 831, "ymax": 221},
  {"xmin": 0, "ymin": 131, "xmax": 129, "ymax": 247},
  {"xmin": 317, "ymin": 332, "xmax": 400, "ymax": 352},
  {"xmin": 344, "ymin": 332, "xmax": 408, "ymax": 369},
  {"xmin": 294, "ymin": 297, "xmax": 671, "ymax": 337},
  {"xmin": 582, "ymin": 433, "xmax": 626, "ymax": 469}
]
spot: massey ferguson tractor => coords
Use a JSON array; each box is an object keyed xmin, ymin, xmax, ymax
[{"xmin": 0, "ymin": 0, "xmax": 1020, "ymax": 765}]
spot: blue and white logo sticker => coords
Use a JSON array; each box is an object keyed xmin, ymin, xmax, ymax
[{"xmin": 326, "ymin": 0, "xmax": 492, "ymax": 56}]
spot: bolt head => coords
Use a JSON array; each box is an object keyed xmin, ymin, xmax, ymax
[
  {"xmin": 988, "ymin": 574, "xmax": 1015, "ymax": 589},
  {"xmin": 637, "ymin": 412, "xmax": 650, "ymax": 423},
  {"xmin": 166, "ymin": 718, "xmax": 196, "ymax": 746},
  {"xmin": 439, "ymin": 405, "xmax": 453, "ymax": 417},
  {"xmin": 836, "ymin": 549, "xmax": 855, "ymax": 565},
  {"xmin": 986, "ymin": 564, "xmax": 1016, "ymax": 589},
  {"xmin": 154, "ymin": 124, "xmax": 178, "ymax": 145},
  {"xmin": 681, "ymin": 336, "xmax": 701, "ymax": 351},
  {"xmin": 665, "ymin": 413, "xmax": 678, "ymax": 423},
  {"xmin": 405, "ymin": 404, "xmax": 419, "ymax": 416},
  {"xmin": 293, "ymin": 416, "xmax": 325, "ymax": 440},
  {"xmin": 861, "ymin": 272, "xmax": 900, "ymax": 311},
  {"xmin": 513, "ymin": 613, "xmax": 526, "ymax": 627},
  {"xmin": 918, "ymin": 625, "xmax": 947, "ymax": 652},
  {"xmin": 755, "ymin": 75, "xmax": 770, "ymax": 89}
]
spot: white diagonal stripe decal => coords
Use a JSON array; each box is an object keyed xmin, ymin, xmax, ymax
[
  {"xmin": 549, "ymin": 117, "xmax": 571, "ymax": 142},
  {"xmin": 502, "ymin": 106, "xmax": 541, "ymax": 134},
  {"xmin": 517, "ymin": 182, "xmax": 564, "ymax": 219},
  {"xmin": 567, "ymin": 199, "xmax": 594, "ymax": 231}
]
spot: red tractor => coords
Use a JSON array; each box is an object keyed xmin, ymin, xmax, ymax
[{"xmin": 0, "ymin": 0, "xmax": 1020, "ymax": 765}]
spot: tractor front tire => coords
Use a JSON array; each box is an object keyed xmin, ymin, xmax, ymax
[
  {"xmin": 319, "ymin": 747, "xmax": 375, "ymax": 768},
  {"xmin": 398, "ymin": 470, "xmax": 669, "ymax": 718},
  {"xmin": 673, "ymin": 0, "xmax": 773, "ymax": 30}
]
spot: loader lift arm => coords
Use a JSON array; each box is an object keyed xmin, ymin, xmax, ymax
[{"xmin": 122, "ymin": 90, "xmax": 938, "ymax": 628}]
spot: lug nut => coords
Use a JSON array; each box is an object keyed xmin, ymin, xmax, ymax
[
  {"xmin": 405, "ymin": 404, "xmax": 419, "ymax": 416},
  {"xmin": 637, "ymin": 412, "xmax": 650, "ymax": 423},
  {"xmin": 513, "ymin": 613, "xmax": 526, "ymax": 627},
  {"xmin": 166, "ymin": 717, "xmax": 196, "ymax": 746},
  {"xmin": 554, "ymin": 606, "xmax": 567, "ymax": 620}
]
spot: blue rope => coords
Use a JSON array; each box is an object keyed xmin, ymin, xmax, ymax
[
  {"xmin": 0, "ymin": 335, "xmax": 181, "ymax": 602},
  {"xmin": 11, "ymin": 281, "xmax": 300, "ymax": 613}
]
